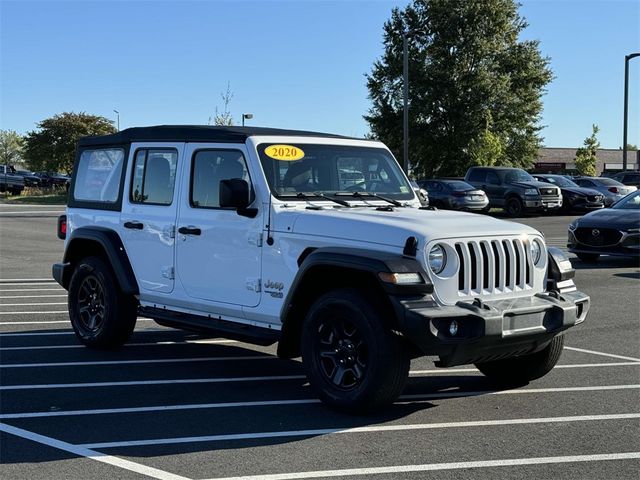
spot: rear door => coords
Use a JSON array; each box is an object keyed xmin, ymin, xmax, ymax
[
  {"xmin": 175, "ymin": 144, "xmax": 262, "ymax": 307},
  {"xmin": 120, "ymin": 143, "xmax": 184, "ymax": 294}
]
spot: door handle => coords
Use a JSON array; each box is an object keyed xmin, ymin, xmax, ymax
[
  {"xmin": 124, "ymin": 221, "xmax": 144, "ymax": 230},
  {"xmin": 178, "ymin": 226, "xmax": 201, "ymax": 236}
]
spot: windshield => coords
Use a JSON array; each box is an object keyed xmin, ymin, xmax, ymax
[
  {"xmin": 595, "ymin": 178, "xmax": 624, "ymax": 186},
  {"xmin": 257, "ymin": 143, "xmax": 414, "ymax": 200},
  {"xmin": 539, "ymin": 175, "xmax": 578, "ymax": 187},
  {"xmin": 504, "ymin": 169, "xmax": 535, "ymax": 183},
  {"xmin": 612, "ymin": 191, "xmax": 640, "ymax": 209}
]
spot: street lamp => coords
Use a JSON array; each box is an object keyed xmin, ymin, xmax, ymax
[
  {"xmin": 113, "ymin": 109, "xmax": 120, "ymax": 131},
  {"xmin": 402, "ymin": 28, "xmax": 424, "ymax": 176},
  {"xmin": 242, "ymin": 113, "xmax": 253, "ymax": 127},
  {"xmin": 623, "ymin": 53, "xmax": 640, "ymax": 171}
]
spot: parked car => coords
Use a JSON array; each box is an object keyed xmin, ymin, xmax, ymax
[
  {"xmin": 465, "ymin": 166, "xmax": 562, "ymax": 217},
  {"xmin": 568, "ymin": 190, "xmax": 640, "ymax": 262},
  {"xmin": 418, "ymin": 179, "xmax": 488, "ymax": 211},
  {"xmin": 0, "ymin": 164, "xmax": 25, "ymax": 195},
  {"xmin": 573, "ymin": 177, "xmax": 637, "ymax": 207},
  {"xmin": 15, "ymin": 170, "xmax": 44, "ymax": 187},
  {"xmin": 610, "ymin": 171, "xmax": 640, "ymax": 188},
  {"xmin": 532, "ymin": 174, "xmax": 604, "ymax": 213},
  {"xmin": 409, "ymin": 180, "xmax": 429, "ymax": 206},
  {"xmin": 36, "ymin": 172, "xmax": 71, "ymax": 188},
  {"xmin": 52, "ymin": 125, "xmax": 589, "ymax": 412}
]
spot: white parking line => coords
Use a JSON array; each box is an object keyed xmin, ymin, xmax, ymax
[
  {"xmin": 0, "ymin": 278, "xmax": 58, "ymax": 282},
  {"xmin": 0, "ymin": 302, "xmax": 67, "ymax": 307},
  {"xmin": 564, "ymin": 346, "xmax": 640, "ymax": 363},
  {"xmin": 0, "ymin": 211, "xmax": 65, "ymax": 215},
  {"xmin": 2, "ymin": 384, "xmax": 638, "ymax": 419},
  {"xmin": 0, "ymin": 423, "xmax": 190, "ymax": 480},
  {"xmin": 202, "ymin": 452, "xmax": 640, "ymax": 480},
  {"xmin": 79, "ymin": 413, "xmax": 640, "ymax": 449},
  {"xmin": 0, "ymin": 354, "xmax": 275, "ymax": 368},
  {"xmin": 0, "ymin": 327, "xmax": 168, "ymax": 336},
  {"xmin": 0, "ymin": 311, "xmax": 69, "ymax": 316},
  {"xmin": 0, "ymin": 339, "xmax": 239, "ymax": 351},
  {"xmin": 0, "ymin": 319, "xmax": 71, "ymax": 324},
  {"xmin": 0, "ymin": 288, "xmax": 64, "ymax": 292},
  {"xmin": 0, "ymin": 282, "xmax": 59, "ymax": 286},
  {"xmin": 0, "ymin": 294, "xmax": 67, "ymax": 299}
]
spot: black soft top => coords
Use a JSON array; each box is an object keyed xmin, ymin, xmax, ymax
[{"xmin": 78, "ymin": 125, "xmax": 355, "ymax": 147}]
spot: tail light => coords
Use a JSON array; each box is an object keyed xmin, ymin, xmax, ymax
[
  {"xmin": 452, "ymin": 191, "xmax": 466, "ymax": 197},
  {"xmin": 57, "ymin": 215, "xmax": 67, "ymax": 240},
  {"xmin": 608, "ymin": 187, "xmax": 619, "ymax": 194}
]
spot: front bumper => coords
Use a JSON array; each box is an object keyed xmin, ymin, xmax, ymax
[
  {"xmin": 567, "ymin": 230, "xmax": 640, "ymax": 258},
  {"xmin": 524, "ymin": 197, "xmax": 563, "ymax": 210},
  {"xmin": 394, "ymin": 290, "xmax": 589, "ymax": 367}
]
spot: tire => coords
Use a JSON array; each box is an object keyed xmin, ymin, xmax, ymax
[
  {"xmin": 475, "ymin": 335, "xmax": 564, "ymax": 384},
  {"xmin": 576, "ymin": 252, "xmax": 600, "ymax": 262},
  {"xmin": 301, "ymin": 288, "xmax": 410, "ymax": 413},
  {"xmin": 68, "ymin": 256, "xmax": 137, "ymax": 349},
  {"xmin": 505, "ymin": 197, "xmax": 524, "ymax": 217},
  {"xmin": 480, "ymin": 205, "xmax": 491, "ymax": 214},
  {"xmin": 10, "ymin": 188, "xmax": 22, "ymax": 196}
]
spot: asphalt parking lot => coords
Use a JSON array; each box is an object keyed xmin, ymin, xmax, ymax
[{"xmin": 0, "ymin": 204, "xmax": 638, "ymax": 480}]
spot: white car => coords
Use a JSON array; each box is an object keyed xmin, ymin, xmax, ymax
[{"xmin": 53, "ymin": 126, "xmax": 590, "ymax": 412}]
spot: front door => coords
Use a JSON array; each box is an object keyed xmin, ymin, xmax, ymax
[
  {"xmin": 176, "ymin": 144, "xmax": 262, "ymax": 307},
  {"xmin": 120, "ymin": 143, "xmax": 183, "ymax": 294}
]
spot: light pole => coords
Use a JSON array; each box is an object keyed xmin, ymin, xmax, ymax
[
  {"xmin": 242, "ymin": 113, "xmax": 253, "ymax": 127},
  {"xmin": 113, "ymin": 109, "xmax": 120, "ymax": 131},
  {"xmin": 402, "ymin": 28, "xmax": 423, "ymax": 176},
  {"xmin": 623, "ymin": 53, "xmax": 640, "ymax": 171}
]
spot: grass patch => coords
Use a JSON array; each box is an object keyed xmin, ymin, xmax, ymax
[{"xmin": 0, "ymin": 192, "xmax": 67, "ymax": 205}]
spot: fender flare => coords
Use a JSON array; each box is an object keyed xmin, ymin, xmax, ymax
[{"xmin": 61, "ymin": 227, "xmax": 139, "ymax": 295}]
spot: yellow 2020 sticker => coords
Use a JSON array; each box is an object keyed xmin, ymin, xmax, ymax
[{"xmin": 264, "ymin": 145, "xmax": 305, "ymax": 161}]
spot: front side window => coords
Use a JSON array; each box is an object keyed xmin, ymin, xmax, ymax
[
  {"xmin": 130, "ymin": 149, "xmax": 178, "ymax": 205},
  {"xmin": 74, "ymin": 148, "xmax": 125, "ymax": 203},
  {"xmin": 191, "ymin": 149, "xmax": 250, "ymax": 208},
  {"xmin": 258, "ymin": 143, "xmax": 413, "ymax": 200}
]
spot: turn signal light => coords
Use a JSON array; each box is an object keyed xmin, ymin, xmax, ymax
[{"xmin": 378, "ymin": 272, "xmax": 423, "ymax": 285}]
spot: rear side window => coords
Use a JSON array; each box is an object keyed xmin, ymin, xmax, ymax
[
  {"xmin": 74, "ymin": 148, "xmax": 125, "ymax": 204},
  {"xmin": 190, "ymin": 149, "xmax": 251, "ymax": 208},
  {"xmin": 467, "ymin": 170, "xmax": 485, "ymax": 183},
  {"xmin": 130, "ymin": 149, "xmax": 178, "ymax": 205}
]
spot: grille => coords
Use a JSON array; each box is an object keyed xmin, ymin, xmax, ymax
[
  {"xmin": 454, "ymin": 238, "xmax": 533, "ymax": 295},
  {"xmin": 575, "ymin": 228, "xmax": 622, "ymax": 247}
]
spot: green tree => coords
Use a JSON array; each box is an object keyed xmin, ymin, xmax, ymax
[
  {"xmin": 365, "ymin": 0, "xmax": 553, "ymax": 177},
  {"xmin": 0, "ymin": 130, "xmax": 25, "ymax": 166},
  {"xmin": 574, "ymin": 124, "xmax": 600, "ymax": 177},
  {"xmin": 24, "ymin": 112, "xmax": 116, "ymax": 174}
]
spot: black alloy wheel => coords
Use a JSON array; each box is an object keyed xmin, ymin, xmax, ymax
[
  {"xmin": 77, "ymin": 275, "xmax": 106, "ymax": 333},
  {"xmin": 316, "ymin": 316, "xmax": 367, "ymax": 390},
  {"xmin": 505, "ymin": 197, "xmax": 524, "ymax": 217}
]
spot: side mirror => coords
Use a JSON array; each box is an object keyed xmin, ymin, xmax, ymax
[{"xmin": 219, "ymin": 179, "xmax": 258, "ymax": 218}]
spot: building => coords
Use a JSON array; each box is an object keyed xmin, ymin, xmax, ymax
[{"xmin": 534, "ymin": 147, "xmax": 639, "ymax": 174}]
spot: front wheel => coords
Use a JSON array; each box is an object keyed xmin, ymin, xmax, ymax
[
  {"xmin": 68, "ymin": 256, "xmax": 137, "ymax": 349},
  {"xmin": 301, "ymin": 288, "xmax": 410, "ymax": 413},
  {"xmin": 505, "ymin": 197, "xmax": 524, "ymax": 217},
  {"xmin": 475, "ymin": 335, "xmax": 564, "ymax": 384}
]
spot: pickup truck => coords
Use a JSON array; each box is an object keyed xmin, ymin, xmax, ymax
[{"xmin": 0, "ymin": 165, "xmax": 25, "ymax": 195}]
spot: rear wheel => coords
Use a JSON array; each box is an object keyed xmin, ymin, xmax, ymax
[
  {"xmin": 475, "ymin": 335, "xmax": 564, "ymax": 384},
  {"xmin": 68, "ymin": 256, "xmax": 137, "ymax": 349},
  {"xmin": 301, "ymin": 288, "xmax": 410, "ymax": 413},
  {"xmin": 505, "ymin": 197, "xmax": 524, "ymax": 217},
  {"xmin": 576, "ymin": 252, "xmax": 600, "ymax": 262}
]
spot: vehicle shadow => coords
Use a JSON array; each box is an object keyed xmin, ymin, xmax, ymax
[{"xmin": 0, "ymin": 327, "xmax": 525, "ymax": 464}]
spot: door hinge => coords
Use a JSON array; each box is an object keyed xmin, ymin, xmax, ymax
[
  {"xmin": 248, "ymin": 233, "xmax": 263, "ymax": 247},
  {"xmin": 161, "ymin": 266, "xmax": 175, "ymax": 280},
  {"xmin": 246, "ymin": 278, "xmax": 261, "ymax": 292}
]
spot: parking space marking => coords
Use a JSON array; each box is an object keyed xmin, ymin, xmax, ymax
[
  {"xmin": 0, "ymin": 339, "xmax": 239, "ymax": 351},
  {"xmin": 0, "ymin": 288, "xmax": 64, "ymax": 292},
  {"xmin": 0, "ymin": 282, "xmax": 59, "ymax": 286},
  {"xmin": 0, "ymin": 211, "xmax": 65, "ymax": 215},
  {"xmin": 202, "ymin": 452, "xmax": 640, "ymax": 480},
  {"xmin": 0, "ymin": 328, "xmax": 169, "ymax": 337},
  {"xmin": 0, "ymin": 319, "xmax": 71, "ymax": 323},
  {"xmin": 0, "ymin": 302, "xmax": 67, "ymax": 307},
  {"xmin": 0, "ymin": 423, "xmax": 191, "ymax": 480},
  {"xmin": 2, "ymin": 384, "xmax": 638, "ymax": 419},
  {"xmin": 79, "ymin": 413, "xmax": 640, "ymax": 449},
  {"xmin": 0, "ymin": 354, "xmax": 275, "ymax": 369},
  {"xmin": 0, "ymin": 278, "xmax": 59, "ymax": 282},
  {"xmin": 565, "ymin": 346, "xmax": 640, "ymax": 363},
  {"xmin": 0, "ymin": 294, "xmax": 67, "ymax": 299}
]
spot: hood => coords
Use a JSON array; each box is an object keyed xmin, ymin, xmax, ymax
[
  {"xmin": 278, "ymin": 206, "xmax": 540, "ymax": 249},
  {"xmin": 510, "ymin": 181, "xmax": 558, "ymax": 191},
  {"xmin": 577, "ymin": 208, "xmax": 640, "ymax": 231},
  {"xmin": 561, "ymin": 187, "xmax": 602, "ymax": 196}
]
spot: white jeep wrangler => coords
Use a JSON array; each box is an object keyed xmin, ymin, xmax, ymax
[{"xmin": 53, "ymin": 126, "xmax": 590, "ymax": 412}]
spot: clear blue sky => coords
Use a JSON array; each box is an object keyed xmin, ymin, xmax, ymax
[{"xmin": 1, "ymin": 0, "xmax": 638, "ymax": 148}]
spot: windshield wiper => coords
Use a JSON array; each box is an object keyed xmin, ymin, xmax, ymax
[
  {"xmin": 287, "ymin": 192, "xmax": 351, "ymax": 208},
  {"xmin": 338, "ymin": 191, "xmax": 403, "ymax": 207}
]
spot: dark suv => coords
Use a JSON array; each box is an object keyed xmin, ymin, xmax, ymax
[{"xmin": 465, "ymin": 167, "xmax": 562, "ymax": 217}]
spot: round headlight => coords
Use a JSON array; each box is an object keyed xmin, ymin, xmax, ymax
[
  {"xmin": 530, "ymin": 239, "xmax": 542, "ymax": 265},
  {"xmin": 428, "ymin": 244, "xmax": 447, "ymax": 275}
]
